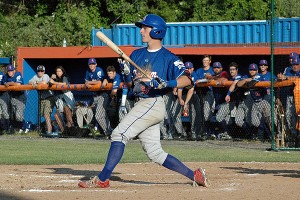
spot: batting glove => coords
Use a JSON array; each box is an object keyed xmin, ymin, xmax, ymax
[
  {"xmin": 118, "ymin": 58, "xmax": 130, "ymax": 75},
  {"xmin": 150, "ymin": 78, "xmax": 161, "ymax": 88},
  {"xmin": 150, "ymin": 77, "xmax": 177, "ymax": 89}
]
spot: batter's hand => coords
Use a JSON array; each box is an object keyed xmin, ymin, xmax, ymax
[{"xmin": 118, "ymin": 58, "xmax": 130, "ymax": 75}]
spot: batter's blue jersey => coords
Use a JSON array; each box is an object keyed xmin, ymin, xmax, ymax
[
  {"xmin": 129, "ymin": 47, "xmax": 185, "ymax": 97},
  {"xmin": 85, "ymin": 67, "xmax": 105, "ymax": 82}
]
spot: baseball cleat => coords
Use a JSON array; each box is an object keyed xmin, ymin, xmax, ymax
[
  {"xmin": 193, "ymin": 168, "xmax": 208, "ymax": 187},
  {"xmin": 78, "ymin": 176, "xmax": 110, "ymax": 188}
]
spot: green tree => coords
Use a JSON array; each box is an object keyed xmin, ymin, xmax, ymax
[{"xmin": 0, "ymin": 0, "xmax": 299, "ymax": 58}]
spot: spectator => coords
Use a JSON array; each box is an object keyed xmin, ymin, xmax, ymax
[
  {"xmin": 0, "ymin": 70, "xmax": 10, "ymax": 134},
  {"xmin": 50, "ymin": 66, "xmax": 75, "ymax": 132},
  {"xmin": 28, "ymin": 65, "xmax": 57, "ymax": 136},
  {"xmin": 2, "ymin": 65, "xmax": 26, "ymax": 134},
  {"xmin": 85, "ymin": 58, "xmax": 112, "ymax": 137}
]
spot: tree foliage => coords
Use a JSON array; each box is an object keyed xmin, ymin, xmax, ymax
[{"xmin": 0, "ymin": 0, "xmax": 298, "ymax": 57}]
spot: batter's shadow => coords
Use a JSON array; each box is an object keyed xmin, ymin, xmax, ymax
[
  {"xmin": 47, "ymin": 167, "xmax": 190, "ymax": 185},
  {"xmin": 113, "ymin": 178, "xmax": 191, "ymax": 186},
  {"xmin": 221, "ymin": 166, "xmax": 300, "ymax": 178}
]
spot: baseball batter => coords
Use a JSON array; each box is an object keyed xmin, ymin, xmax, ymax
[{"xmin": 79, "ymin": 14, "xmax": 208, "ymax": 188}]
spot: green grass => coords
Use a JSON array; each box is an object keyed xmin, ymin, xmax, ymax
[{"xmin": 0, "ymin": 135, "xmax": 299, "ymax": 165}]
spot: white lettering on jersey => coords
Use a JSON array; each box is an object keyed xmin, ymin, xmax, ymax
[
  {"xmin": 174, "ymin": 60, "xmax": 184, "ymax": 69},
  {"xmin": 150, "ymin": 72, "xmax": 157, "ymax": 78},
  {"xmin": 253, "ymin": 75, "xmax": 261, "ymax": 80},
  {"xmin": 16, "ymin": 75, "xmax": 22, "ymax": 82},
  {"xmin": 97, "ymin": 71, "xmax": 102, "ymax": 78}
]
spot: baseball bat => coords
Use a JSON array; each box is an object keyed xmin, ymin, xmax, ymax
[{"xmin": 96, "ymin": 31, "xmax": 152, "ymax": 80}]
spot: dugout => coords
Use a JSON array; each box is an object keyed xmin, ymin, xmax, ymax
[
  {"xmin": 17, "ymin": 44, "xmax": 300, "ymax": 124},
  {"xmin": 13, "ymin": 17, "xmax": 300, "ymax": 124}
]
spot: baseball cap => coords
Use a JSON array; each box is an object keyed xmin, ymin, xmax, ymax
[
  {"xmin": 249, "ymin": 63, "xmax": 258, "ymax": 70},
  {"xmin": 88, "ymin": 58, "xmax": 97, "ymax": 65},
  {"xmin": 213, "ymin": 62, "xmax": 222, "ymax": 68},
  {"xmin": 6, "ymin": 65, "xmax": 15, "ymax": 71},
  {"xmin": 259, "ymin": 60, "xmax": 268, "ymax": 66},
  {"xmin": 184, "ymin": 61, "xmax": 194, "ymax": 69},
  {"xmin": 291, "ymin": 56, "xmax": 300, "ymax": 65},
  {"xmin": 37, "ymin": 65, "xmax": 45, "ymax": 71},
  {"xmin": 289, "ymin": 52, "xmax": 299, "ymax": 59}
]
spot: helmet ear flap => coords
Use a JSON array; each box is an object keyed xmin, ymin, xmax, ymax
[
  {"xmin": 150, "ymin": 29, "xmax": 164, "ymax": 39},
  {"xmin": 136, "ymin": 14, "xmax": 167, "ymax": 39}
]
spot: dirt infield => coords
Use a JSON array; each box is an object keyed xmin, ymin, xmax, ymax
[{"xmin": 0, "ymin": 162, "xmax": 299, "ymax": 200}]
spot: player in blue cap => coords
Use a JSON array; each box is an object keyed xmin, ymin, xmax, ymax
[{"xmin": 79, "ymin": 14, "xmax": 208, "ymax": 189}]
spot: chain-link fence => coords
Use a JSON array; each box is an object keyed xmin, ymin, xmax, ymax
[{"xmin": 0, "ymin": 62, "xmax": 299, "ymax": 150}]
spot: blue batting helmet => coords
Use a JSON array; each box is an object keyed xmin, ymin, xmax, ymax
[{"xmin": 135, "ymin": 14, "xmax": 167, "ymax": 39}]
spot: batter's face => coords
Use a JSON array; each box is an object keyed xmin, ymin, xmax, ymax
[
  {"xmin": 88, "ymin": 63, "xmax": 97, "ymax": 72},
  {"xmin": 140, "ymin": 25, "xmax": 152, "ymax": 43},
  {"xmin": 202, "ymin": 57, "xmax": 211, "ymax": 68},
  {"xmin": 107, "ymin": 71, "xmax": 116, "ymax": 80},
  {"xmin": 229, "ymin": 67, "xmax": 238, "ymax": 77}
]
